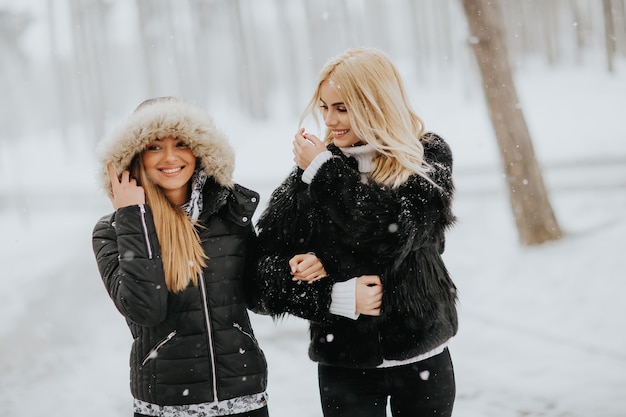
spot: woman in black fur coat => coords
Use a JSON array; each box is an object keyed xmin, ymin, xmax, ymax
[{"xmin": 255, "ymin": 48, "xmax": 459, "ymax": 417}]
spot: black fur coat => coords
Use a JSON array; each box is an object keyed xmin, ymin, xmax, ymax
[{"xmin": 255, "ymin": 133, "xmax": 458, "ymax": 368}]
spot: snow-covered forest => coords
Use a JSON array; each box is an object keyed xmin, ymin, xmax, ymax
[
  {"xmin": 1, "ymin": 1, "xmax": 625, "ymax": 416},
  {"xmin": 1, "ymin": 0, "xmax": 625, "ymax": 141}
]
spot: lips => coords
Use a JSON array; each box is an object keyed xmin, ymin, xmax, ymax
[
  {"xmin": 160, "ymin": 167, "xmax": 183, "ymax": 174},
  {"xmin": 332, "ymin": 129, "xmax": 349, "ymax": 136}
]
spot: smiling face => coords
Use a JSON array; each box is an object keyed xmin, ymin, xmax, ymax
[
  {"xmin": 319, "ymin": 80, "xmax": 362, "ymax": 148},
  {"xmin": 141, "ymin": 135, "xmax": 196, "ymax": 206}
]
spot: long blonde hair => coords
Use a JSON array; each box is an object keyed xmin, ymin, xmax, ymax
[
  {"xmin": 130, "ymin": 156, "xmax": 207, "ymax": 293},
  {"xmin": 300, "ymin": 47, "xmax": 434, "ymax": 188}
]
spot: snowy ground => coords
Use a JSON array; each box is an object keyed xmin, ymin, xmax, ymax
[{"xmin": 1, "ymin": 62, "xmax": 625, "ymax": 416}]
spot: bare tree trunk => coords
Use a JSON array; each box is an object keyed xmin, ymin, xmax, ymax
[
  {"xmin": 228, "ymin": 0, "xmax": 266, "ymax": 119},
  {"xmin": 188, "ymin": 0, "xmax": 213, "ymax": 103},
  {"xmin": 406, "ymin": 0, "xmax": 431, "ymax": 79},
  {"xmin": 69, "ymin": 0, "xmax": 106, "ymax": 142},
  {"xmin": 363, "ymin": 0, "xmax": 392, "ymax": 52},
  {"xmin": 90, "ymin": 0, "xmax": 108, "ymax": 141},
  {"xmin": 546, "ymin": 0, "xmax": 561, "ymax": 65},
  {"xmin": 460, "ymin": 0, "xmax": 562, "ymax": 245},
  {"xmin": 136, "ymin": 0, "xmax": 158, "ymax": 95},
  {"xmin": 276, "ymin": 0, "xmax": 305, "ymax": 113},
  {"xmin": 570, "ymin": 0, "xmax": 585, "ymax": 64},
  {"xmin": 603, "ymin": 0, "xmax": 617, "ymax": 72},
  {"xmin": 47, "ymin": 0, "xmax": 69, "ymax": 144},
  {"xmin": 613, "ymin": 0, "xmax": 626, "ymax": 56},
  {"xmin": 303, "ymin": 1, "xmax": 325, "ymax": 71}
]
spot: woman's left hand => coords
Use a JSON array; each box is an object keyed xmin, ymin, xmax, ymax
[
  {"xmin": 289, "ymin": 253, "xmax": 328, "ymax": 283},
  {"xmin": 293, "ymin": 128, "xmax": 326, "ymax": 170}
]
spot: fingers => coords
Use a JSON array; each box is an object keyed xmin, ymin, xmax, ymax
[
  {"xmin": 108, "ymin": 162, "xmax": 133, "ymax": 188},
  {"xmin": 358, "ymin": 274, "xmax": 382, "ymax": 287},
  {"xmin": 295, "ymin": 267, "xmax": 327, "ymax": 283},
  {"xmin": 304, "ymin": 133, "xmax": 324, "ymax": 148},
  {"xmin": 289, "ymin": 253, "xmax": 328, "ymax": 283},
  {"xmin": 120, "ymin": 170, "xmax": 131, "ymax": 184},
  {"xmin": 292, "ymin": 129, "xmax": 326, "ymax": 170},
  {"xmin": 356, "ymin": 275, "xmax": 383, "ymax": 316},
  {"xmin": 292, "ymin": 264, "xmax": 327, "ymax": 282},
  {"xmin": 288, "ymin": 254, "xmax": 306, "ymax": 274},
  {"xmin": 106, "ymin": 161, "xmax": 146, "ymax": 210},
  {"xmin": 107, "ymin": 162, "xmax": 120, "ymax": 186}
]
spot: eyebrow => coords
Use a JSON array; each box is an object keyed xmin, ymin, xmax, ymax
[{"xmin": 320, "ymin": 98, "xmax": 345, "ymax": 107}]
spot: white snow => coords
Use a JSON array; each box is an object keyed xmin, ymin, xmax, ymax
[{"xmin": 1, "ymin": 61, "xmax": 625, "ymax": 416}]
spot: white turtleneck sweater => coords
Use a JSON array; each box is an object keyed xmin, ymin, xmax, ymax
[
  {"xmin": 301, "ymin": 145, "xmax": 449, "ymax": 367},
  {"xmin": 301, "ymin": 144, "xmax": 375, "ymax": 185}
]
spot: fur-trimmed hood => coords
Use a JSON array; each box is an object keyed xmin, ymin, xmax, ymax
[{"xmin": 97, "ymin": 98, "xmax": 235, "ymax": 194}]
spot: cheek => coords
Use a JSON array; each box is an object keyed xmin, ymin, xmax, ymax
[
  {"xmin": 184, "ymin": 152, "xmax": 197, "ymax": 166},
  {"xmin": 141, "ymin": 153, "xmax": 155, "ymax": 170}
]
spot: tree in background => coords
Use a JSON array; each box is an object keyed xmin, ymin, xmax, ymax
[
  {"xmin": 603, "ymin": 0, "xmax": 618, "ymax": 72},
  {"xmin": 460, "ymin": 0, "xmax": 562, "ymax": 245},
  {"xmin": 0, "ymin": 9, "xmax": 31, "ymax": 140}
]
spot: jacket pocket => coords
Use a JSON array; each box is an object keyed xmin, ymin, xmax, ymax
[
  {"xmin": 141, "ymin": 330, "xmax": 177, "ymax": 366},
  {"xmin": 233, "ymin": 322, "xmax": 267, "ymax": 369}
]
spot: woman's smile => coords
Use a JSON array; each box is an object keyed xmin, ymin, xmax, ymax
[
  {"xmin": 331, "ymin": 129, "xmax": 350, "ymax": 138},
  {"xmin": 159, "ymin": 166, "xmax": 185, "ymax": 175},
  {"xmin": 142, "ymin": 136, "xmax": 196, "ymax": 205}
]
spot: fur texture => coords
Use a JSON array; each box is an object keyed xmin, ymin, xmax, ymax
[
  {"xmin": 255, "ymin": 133, "xmax": 458, "ymax": 368},
  {"xmin": 97, "ymin": 99, "xmax": 235, "ymax": 194}
]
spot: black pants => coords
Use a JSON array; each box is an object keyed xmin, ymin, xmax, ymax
[
  {"xmin": 134, "ymin": 405, "xmax": 269, "ymax": 417},
  {"xmin": 318, "ymin": 348, "xmax": 455, "ymax": 417}
]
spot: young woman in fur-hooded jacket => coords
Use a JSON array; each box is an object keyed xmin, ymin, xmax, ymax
[
  {"xmin": 92, "ymin": 97, "xmax": 282, "ymax": 417},
  {"xmin": 255, "ymin": 48, "xmax": 459, "ymax": 417}
]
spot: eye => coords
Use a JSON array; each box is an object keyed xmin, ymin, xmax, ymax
[
  {"xmin": 146, "ymin": 143, "xmax": 161, "ymax": 151},
  {"xmin": 176, "ymin": 141, "xmax": 190, "ymax": 148},
  {"xmin": 319, "ymin": 104, "xmax": 328, "ymax": 111},
  {"xmin": 337, "ymin": 107, "xmax": 347, "ymax": 113}
]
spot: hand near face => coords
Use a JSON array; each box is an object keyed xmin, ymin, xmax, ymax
[
  {"xmin": 289, "ymin": 253, "xmax": 328, "ymax": 283},
  {"xmin": 293, "ymin": 128, "xmax": 326, "ymax": 170},
  {"xmin": 356, "ymin": 275, "xmax": 382, "ymax": 316},
  {"xmin": 107, "ymin": 162, "xmax": 146, "ymax": 210}
]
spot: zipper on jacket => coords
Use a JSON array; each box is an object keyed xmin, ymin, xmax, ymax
[
  {"xmin": 232, "ymin": 322, "xmax": 252, "ymax": 338},
  {"xmin": 141, "ymin": 330, "xmax": 177, "ymax": 366},
  {"xmin": 233, "ymin": 322, "xmax": 262, "ymax": 351},
  {"xmin": 138, "ymin": 204, "xmax": 153, "ymax": 259},
  {"xmin": 198, "ymin": 272, "xmax": 219, "ymax": 401}
]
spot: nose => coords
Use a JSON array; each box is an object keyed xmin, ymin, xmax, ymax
[
  {"xmin": 324, "ymin": 109, "xmax": 337, "ymax": 127},
  {"xmin": 163, "ymin": 144, "xmax": 177, "ymax": 160}
]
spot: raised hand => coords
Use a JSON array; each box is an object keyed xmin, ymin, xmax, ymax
[
  {"xmin": 107, "ymin": 162, "xmax": 146, "ymax": 210},
  {"xmin": 292, "ymin": 128, "xmax": 326, "ymax": 170},
  {"xmin": 356, "ymin": 275, "xmax": 382, "ymax": 316},
  {"xmin": 289, "ymin": 253, "xmax": 328, "ymax": 284}
]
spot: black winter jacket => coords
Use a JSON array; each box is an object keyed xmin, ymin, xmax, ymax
[
  {"xmin": 92, "ymin": 179, "xmax": 267, "ymax": 406},
  {"xmin": 255, "ymin": 133, "xmax": 458, "ymax": 368}
]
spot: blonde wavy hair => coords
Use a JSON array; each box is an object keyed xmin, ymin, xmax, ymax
[
  {"xmin": 300, "ymin": 47, "xmax": 434, "ymax": 188},
  {"xmin": 130, "ymin": 156, "xmax": 207, "ymax": 293}
]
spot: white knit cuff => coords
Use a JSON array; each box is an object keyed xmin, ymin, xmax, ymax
[
  {"xmin": 301, "ymin": 151, "xmax": 333, "ymax": 184},
  {"xmin": 329, "ymin": 278, "xmax": 359, "ymax": 320}
]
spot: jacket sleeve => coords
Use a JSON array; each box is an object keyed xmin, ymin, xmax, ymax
[
  {"xmin": 92, "ymin": 204, "xmax": 169, "ymax": 326},
  {"xmin": 254, "ymin": 168, "xmax": 337, "ymax": 323},
  {"xmin": 308, "ymin": 134, "xmax": 456, "ymax": 268},
  {"xmin": 254, "ymin": 252, "xmax": 336, "ymax": 322}
]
